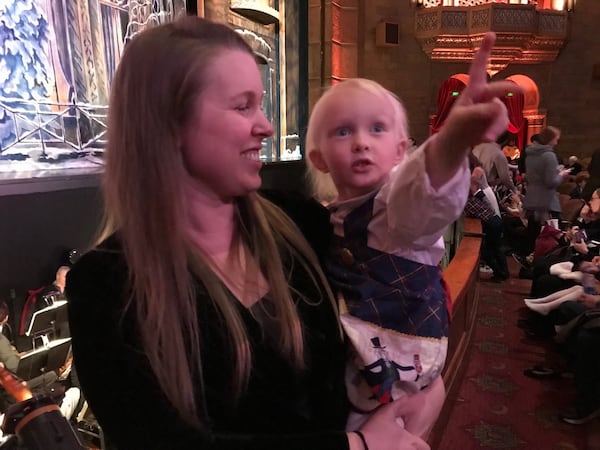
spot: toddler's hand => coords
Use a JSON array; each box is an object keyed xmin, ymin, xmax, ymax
[{"xmin": 427, "ymin": 32, "xmax": 523, "ymax": 189}]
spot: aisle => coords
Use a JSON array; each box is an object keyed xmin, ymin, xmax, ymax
[{"xmin": 436, "ymin": 260, "xmax": 599, "ymax": 450}]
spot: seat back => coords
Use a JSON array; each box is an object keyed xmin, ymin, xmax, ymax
[{"xmin": 559, "ymin": 194, "xmax": 585, "ymax": 224}]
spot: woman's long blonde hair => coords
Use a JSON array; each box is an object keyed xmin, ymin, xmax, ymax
[
  {"xmin": 102, "ymin": 16, "xmax": 337, "ymax": 428},
  {"xmin": 304, "ymin": 79, "xmax": 409, "ymax": 202}
]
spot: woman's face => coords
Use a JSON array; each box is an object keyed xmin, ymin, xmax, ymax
[{"xmin": 179, "ymin": 49, "xmax": 273, "ymax": 201}]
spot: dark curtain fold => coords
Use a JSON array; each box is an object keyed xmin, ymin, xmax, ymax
[
  {"xmin": 430, "ymin": 77, "xmax": 467, "ymax": 135},
  {"xmin": 502, "ymin": 82, "xmax": 525, "ymax": 151}
]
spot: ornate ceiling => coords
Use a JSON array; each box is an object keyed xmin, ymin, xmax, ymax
[{"xmin": 414, "ymin": 3, "xmax": 569, "ymax": 75}]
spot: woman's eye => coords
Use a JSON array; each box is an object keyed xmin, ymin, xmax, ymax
[{"xmin": 236, "ymin": 104, "xmax": 251, "ymax": 112}]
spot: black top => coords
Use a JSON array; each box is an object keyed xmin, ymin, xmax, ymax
[{"xmin": 66, "ymin": 194, "xmax": 350, "ymax": 450}]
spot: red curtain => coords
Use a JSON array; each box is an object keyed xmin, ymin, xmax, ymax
[
  {"xmin": 430, "ymin": 76, "xmax": 467, "ymax": 135},
  {"xmin": 501, "ymin": 82, "xmax": 525, "ymax": 151}
]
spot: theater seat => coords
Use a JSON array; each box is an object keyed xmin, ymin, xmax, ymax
[
  {"xmin": 558, "ymin": 182, "xmax": 577, "ymax": 195},
  {"xmin": 559, "ymin": 194, "xmax": 585, "ymax": 225}
]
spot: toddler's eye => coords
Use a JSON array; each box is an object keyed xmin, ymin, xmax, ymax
[
  {"xmin": 335, "ymin": 127, "xmax": 351, "ymax": 137},
  {"xmin": 372, "ymin": 123, "xmax": 384, "ymax": 133}
]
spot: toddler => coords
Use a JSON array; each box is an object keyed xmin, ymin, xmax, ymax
[{"xmin": 305, "ymin": 32, "xmax": 514, "ymax": 438}]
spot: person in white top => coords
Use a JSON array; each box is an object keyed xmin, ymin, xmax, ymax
[{"xmin": 305, "ymin": 32, "xmax": 517, "ymax": 440}]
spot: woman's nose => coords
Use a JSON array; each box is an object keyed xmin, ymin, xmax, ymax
[{"xmin": 254, "ymin": 109, "xmax": 274, "ymax": 138}]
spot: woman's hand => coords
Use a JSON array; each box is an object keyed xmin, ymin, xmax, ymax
[
  {"xmin": 564, "ymin": 226, "xmax": 578, "ymax": 242},
  {"xmin": 352, "ymin": 400, "xmax": 430, "ymax": 450},
  {"xmin": 400, "ymin": 377, "xmax": 446, "ymax": 439},
  {"xmin": 571, "ymin": 240, "xmax": 588, "ymax": 255}
]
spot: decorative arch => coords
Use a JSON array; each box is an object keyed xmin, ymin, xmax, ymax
[
  {"xmin": 504, "ymin": 74, "xmax": 545, "ymax": 144},
  {"xmin": 432, "ymin": 73, "xmax": 538, "ymax": 154},
  {"xmin": 429, "ymin": 74, "xmax": 468, "ymax": 135}
]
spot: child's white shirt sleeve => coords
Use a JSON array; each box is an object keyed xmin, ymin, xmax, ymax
[{"xmin": 370, "ymin": 144, "xmax": 470, "ymax": 266}]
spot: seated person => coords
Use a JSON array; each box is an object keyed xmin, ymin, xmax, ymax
[
  {"xmin": 0, "ymin": 301, "xmax": 79, "ymax": 420},
  {"xmin": 524, "ymin": 258, "xmax": 600, "ymax": 315},
  {"xmin": 19, "ymin": 266, "xmax": 70, "ymax": 338},
  {"xmin": 0, "ymin": 303, "xmax": 56, "ymax": 390},
  {"xmin": 521, "ymin": 198, "xmax": 600, "ymax": 331},
  {"xmin": 565, "ymin": 155, "xmax": 583, "ymax": 176},
  {"xmin": 0, "ymin": 308, "xmax": 12, "ymax": 346},
  {"xmin": 523, "ymin": 190, "xmax": 600, "ymax": 284},
  {"xmin": 41, "ymin": 265, "xmax": 70, "ymax": 303},
  {"xmin": 560, "ymin": 320, "xmax": 600, "ymax": 425},
  {"xmin": 465, "ymin": 166, "xmax": 508, "ymax": 281},
  {"xmin": 569, "ymin": 172, "xmax": 588, "ymax": 199}
]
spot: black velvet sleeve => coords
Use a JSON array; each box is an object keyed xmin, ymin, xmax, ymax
[{"xmin": 66, "ymin": 238, "xmax": 349, "ymax": 450}]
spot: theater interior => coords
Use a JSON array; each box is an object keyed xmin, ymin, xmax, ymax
[{"xmin": 0, "ymin": 0, "xmax": 599, "ymax": 448}]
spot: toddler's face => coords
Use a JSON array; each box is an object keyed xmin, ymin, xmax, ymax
[{"xmin": 309, "ymin": 87, "xmax": 406, "ymax": 201}]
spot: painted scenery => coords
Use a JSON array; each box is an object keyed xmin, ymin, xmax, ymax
[{"xmin": 0, "ymin": 0, "xmax": 186, "ymax": 180}]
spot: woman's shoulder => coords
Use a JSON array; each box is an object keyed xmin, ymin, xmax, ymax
[
  {"xmin": 260, "ymin": 189, "xmax": 332, "ymax": 251},
  {"xmin": 66, "ymin": 234, "xmax": 128, "ymax": 312},
  {"xmin": 70, "ymin": 234, "xmax": 125, "ymax": 277}
]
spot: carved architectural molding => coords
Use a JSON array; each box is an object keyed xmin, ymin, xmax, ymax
[{"xmin": 414, "ymin": 3, "xmax": 568, "ymax": 74}]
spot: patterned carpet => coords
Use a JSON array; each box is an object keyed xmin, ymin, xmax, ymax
[{"xmin": 436, "ymin": 260, "xmax": 599, "ymax": 450}]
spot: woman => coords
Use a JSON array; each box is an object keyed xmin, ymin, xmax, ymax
[
  {"xmin": 65, "ymin": 16, "xmax": 427, "ymax": 450},
  {"xmin": 521, "ymin": 126, "xmax": 570, "ymax": 255}
]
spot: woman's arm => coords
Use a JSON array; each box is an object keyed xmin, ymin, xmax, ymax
[{"xmin": 383, "ymin": 148, "xmax": 470, "ymax": 248}]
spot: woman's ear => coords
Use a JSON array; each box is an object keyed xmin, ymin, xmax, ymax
[{"xmin": 308, "ymin": 149, "xmax": 330, "ymax": 173}]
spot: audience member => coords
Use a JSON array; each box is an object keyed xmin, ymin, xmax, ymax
[
  {"xmin": 472, "ymin": 131, "xmax": 517, "ymax": 194},
  {"xmin": 581, "ymin": 147, "xmax": 600, "ymax": 201},
  {"xmin": 517, "ymin": 133, "xmax": 540, "ymax": 181},
  {"xmin": 501, "ymin": 135, "xmax": 520, "ymax": 163},
  {"xmin": 558, "ymin": 311, "xmax": 600, "ymax": 424},
  {"xmin": 524, "ymin": 257, "xmax": 600, "ymax": 315},
  {"xmin": 65, "ymin": 16, "xmax": 429, "ymax": 450},
  {"xmin": 569, "ymin": 172, "xmax": 588, "ymax": 199},
  {"xmin": 465, "ymin": 168, "xmax": 509, "ymax": 282},
  {"xmin": 0, "ymin": 301, "xmax": 79, "ymax": 420},
  {"xmin": 19, "ymin": 266, "xmax": 70, "ymax": 338},
  {"xmin": 43, "ymin": 266, "xmax": 70, "ymax": 299},
  {"xmin": 520, "ymin": 126, "xmax": 570, "ymax": 256},
  {"xmin": 469, "ymin": 152, "xmax": 501, "ymax": 216},
  {"xmin": 0, "ymin": 304, "xmax": 12, "ymax": 345},
  {"xmin": 565, "ymin": 155, "xmax": 583, "ymax": 176}
]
